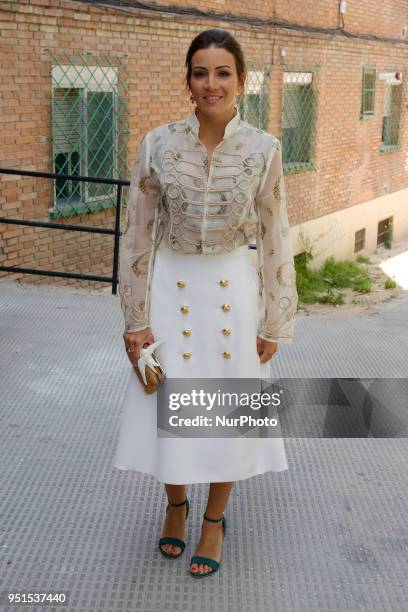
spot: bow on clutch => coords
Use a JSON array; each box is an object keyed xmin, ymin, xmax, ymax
[{"xmin": 134, "ymin": 338, "xmax": 167, "ymax": 394}]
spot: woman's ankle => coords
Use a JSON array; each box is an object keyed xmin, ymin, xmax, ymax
[{"xmin": 165, "ymin": 484, "xmax": 186, "ymax": 506}]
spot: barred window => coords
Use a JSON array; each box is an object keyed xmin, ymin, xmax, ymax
[
  {"xmin": 354, "ymin": 228, "xmax": 366, "ymax": 253},
  {"xmin": 361, "ymin": 66, "xmax": 376, "ymax": 117},
  {"xmin": 381, "ymin": 72, "xmax": 403, "ymax": 148},
  {"xmin": 377, "ymin": 217, "xmax": 393, "ymax": 247},
  {"xmin": 238, "ymin": 69, "xmax": 269, "ymax": 130},
  {"xmin": 50, "ymin": 53, "xmax": 128, "ymax": 219},
  {"xmin": 282, "ymin": 72, "xmax": 316, "ymax": 171}
]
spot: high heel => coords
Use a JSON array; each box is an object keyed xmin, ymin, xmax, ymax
[
  {"xmin": 158, "ymin": 497, "xmax": 189, "ymax": 559},
  {"xmin": 190, "ymin": 512, "xmax": 227, "ymax": 577}
]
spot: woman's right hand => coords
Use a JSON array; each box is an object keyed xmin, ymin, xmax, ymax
[{"xmin": 123, "ymin": 328, "xmax": 155, "ymax": 365}]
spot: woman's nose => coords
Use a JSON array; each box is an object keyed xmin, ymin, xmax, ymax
[{"xmin": 206, "ymin": 73, "xmax": 217, "ymax": 89}]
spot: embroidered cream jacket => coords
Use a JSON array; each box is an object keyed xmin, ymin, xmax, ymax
[{"xmin": 118, "ymin": 109, "xmax": 298, "ymax": 342}]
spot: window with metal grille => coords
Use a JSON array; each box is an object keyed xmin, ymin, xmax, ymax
[
  {"xmin": 282, "ymin": 72, "xmax": 316, "ymax": 171},
  {"xmin": 354, "ymin": 228, "xmax": 366, "ymax": 253},
  {"xmin": 49, "ymin": 53, "xmax": 129, "ymax": 219},
  {"xmin": 361, "ymin": 66, "xmax": 376, "ymax": 117},
  {"xmin": 238, "ymin": 69, "xmax": 269, "ymax": 130},
  {"xmin": 380, "ymin": 72, "xmax": 403, "ymax": 149},
  {"xmin": 377, "ymin": 217, "xmax": 393, "ymax": 247}
]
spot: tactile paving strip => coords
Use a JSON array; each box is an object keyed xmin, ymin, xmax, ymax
[{"xmin": 0, "ymin": 281, "xmax": 407, "ymax": 612}]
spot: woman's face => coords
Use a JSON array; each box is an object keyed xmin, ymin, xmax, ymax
[{"xmin": 189, "ymin": 46, "xmax": 244, "ymax": 118}]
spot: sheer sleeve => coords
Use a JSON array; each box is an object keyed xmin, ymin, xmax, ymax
[
  {"xmin": 254, "ymin": 138, "xmax": 298, "ymax": 343},
  {"xmin": 118, "ymin": 132, "xmax": 161, "ymax": 333}
]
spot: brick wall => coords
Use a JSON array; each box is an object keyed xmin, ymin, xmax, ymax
[
  {"xmin": 0, "ymin": 0, "xmax": 407, "ymax": 288},
  {"xmin": 80, "ymin": 0, "xmax": 408, "ymax": 39}
]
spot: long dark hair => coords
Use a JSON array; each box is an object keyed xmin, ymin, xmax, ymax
[{"xmin": 184, "ymin": 29, "xmax": 247, "ymax": 93}]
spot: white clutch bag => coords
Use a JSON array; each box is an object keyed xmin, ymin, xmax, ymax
[{"xmin": 134, "ymin": 338, "xmax": 167, "ymax": 394}]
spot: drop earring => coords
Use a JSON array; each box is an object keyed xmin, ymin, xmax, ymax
[{"xmin": 190, "ymin": 95, "xmax": 195, "ymax": 103}]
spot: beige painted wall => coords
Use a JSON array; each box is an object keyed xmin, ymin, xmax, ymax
[
  {"xmin": 249, "ymin": 187, "xmax": 407, "ymax": 270},
  {"xmin": 290, "ymin": 187, "xmax": 408, "ymax": 268}
]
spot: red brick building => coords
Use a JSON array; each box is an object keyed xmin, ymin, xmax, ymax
[{"xmin": 1, "ymin": 0, "xmax": 407, "ymax": 289}]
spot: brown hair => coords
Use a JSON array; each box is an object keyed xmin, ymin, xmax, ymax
[{"xmin": 184, "ymin": 29, "xmax": 247, "ymax": 93}]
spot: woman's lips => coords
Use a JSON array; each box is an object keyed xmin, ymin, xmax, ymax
[{"xmin": 204, "ymin": 96, "xmax": 222, "ymax": 105}]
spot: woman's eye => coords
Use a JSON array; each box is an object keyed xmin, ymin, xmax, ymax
[{"xmin": 193, "ymin": 72, "xmax": 231, "ymax": 77}]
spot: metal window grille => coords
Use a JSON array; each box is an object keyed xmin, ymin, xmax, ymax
[
  {"xmin": 354, "ymin": 228, "xmax": 366, "ymax": 253},
  {"xmin": 377, "ymin": 216, "xmax": 393, "ymax": 246},
  {"xmin": 281, "ymin": 72, "xmax": 316, "ymax": 171},
  {"xmin": 381, "ymin": 73, "xmax": 403, "ymax": 147},
  {"xmin": 361, "ymin": 66, "xmax": 376, "ymax": 116},
  {"xmin": 238, "ymin": 68, "xmax": 269, "ymax": 130},
  {"xmin": 48, "ymin": 50, "xmax": 129, "ymax": 218}
]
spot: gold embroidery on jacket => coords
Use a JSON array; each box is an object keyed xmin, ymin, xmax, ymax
[
  {"xmin": 273, "ymin": 176, "xmax": 281, "ymax": 201},
  {"xmin": 131, "ymin": 253, "xmax": 149, "ymax": 276},
  {"xmin": 119, "ymin": 113, "xmax": 298, "ymax": 341},
  {"xmin": 139, "ymin": 176, "xmax": 156, "ymax": 194}
]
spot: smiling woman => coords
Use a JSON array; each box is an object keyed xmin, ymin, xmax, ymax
[
  {"xmin": 112, "ymin": 28, "xmax": 298, "ymax": 579},
  {"xmin": 188, "ymin": 43, "xmax": 245, "ymax": 151}
]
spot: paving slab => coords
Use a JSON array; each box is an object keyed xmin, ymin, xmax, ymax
[{"xmin": 0, "ymin": 281, "xmax": 407, "ymax": 612}]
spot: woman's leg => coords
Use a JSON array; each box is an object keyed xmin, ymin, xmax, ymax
[
  {"xmin": 190, "ymin": 481, "xmax": 234, "ymax": 575},
  {"xmin": 160, "ymin": 484, "xmax": 187, "ymax": 555}
]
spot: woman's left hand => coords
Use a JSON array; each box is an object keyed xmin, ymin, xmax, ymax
[{"xmin": 257, "ymin": 337, "xmax": 278, "ymax": 364}]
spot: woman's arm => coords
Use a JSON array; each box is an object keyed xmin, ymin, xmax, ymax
[
  {"xmin": 118, "ymin": 131, "xmax": 161, "ymax": 334},
  {"xmin": 254, "ymin": 137, "xmax": 298, "ymax": 343}
]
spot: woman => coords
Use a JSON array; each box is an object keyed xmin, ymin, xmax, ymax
[{"xmin": 112, "ymin": 28, "xmax": 298, "ymax": 578}]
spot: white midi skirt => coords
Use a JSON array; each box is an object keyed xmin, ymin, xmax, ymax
[{"xmin": 112, "ymin": 243, "xmax": 288, "ymax": 484}]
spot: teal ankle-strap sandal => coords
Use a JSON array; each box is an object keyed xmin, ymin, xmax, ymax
[
  {"xmin": 159, "ymin": 497, "xmax": 189, "ymax": 559},
  {"xmin": 190, "ymin": 512, "xmax": 227, "ymax": 578}
]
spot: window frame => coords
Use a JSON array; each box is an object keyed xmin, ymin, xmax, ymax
[
  {"xmin": 360, "ymin": 65, "xmax": 376, "ymax": 119},
  {"xmin": 51, "ymin": 65, "xmax": 119, "ymax": 217},
  {"xmin": 238, "ymin": 68, "xmax": 269, "ymax": 130},
  {"xmin": 281, "ymin": 70, "xmax": 316, "ymax": 173},
  {"xmin": 377, "ymin": 216, "xmax": 393, "ymax": 247},
  {"xmin": 354, "ymin": 228, "xmax": 366, "ymax": 253},
  {"xmin": 379, "ymin": 69, "xmax": 403, "ymax": 152}
]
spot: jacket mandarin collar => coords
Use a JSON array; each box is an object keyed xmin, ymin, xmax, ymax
[{"xmin": 186, "ymin": 107, "xmax": 241, "ymax": 140}]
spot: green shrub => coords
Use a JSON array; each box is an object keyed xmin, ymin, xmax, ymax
[
  {"xmin": 294, "ymin": 251, "xmax": 372, "ymax": 304},
  {"xmin": 352, "ymin": 277, "xmax": 372, "ymax": 293},
  {"xmin": 356, "ymin": 255, "xmax": 371, "ymax": 264},
  {"xmin": 318, "ymin": 289, "xmax": 345, "ymax": 305},
  {"xmin": 320, "ymin": 257, "xmax": 371, "ymax": 291},
  {"xmin": 294, "ymin": 251, "xmax": 328, "ymax": 304}
]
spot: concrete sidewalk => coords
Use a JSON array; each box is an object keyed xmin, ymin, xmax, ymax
[{"xmin": 0, "ymin": 280, "xmax": 407, "ymax": 612}]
